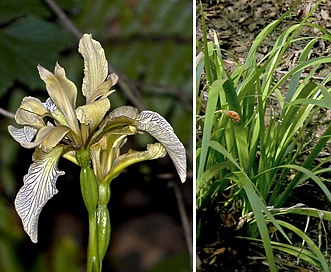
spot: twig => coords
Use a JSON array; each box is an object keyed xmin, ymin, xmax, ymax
[
  {"xmin": 43, "ymin": 0, "xmax": 82, "ymax": 39},
  {"xmin": 168, "ymin": 181, "xmax": 193, "ymax": 270},
  {"xmin": 0, "ymin": 107, "xmax": 15, "ymax": 119},
  {"xmin": 43, "ymin": 0, "xmax": 147, "ymax": 111}
]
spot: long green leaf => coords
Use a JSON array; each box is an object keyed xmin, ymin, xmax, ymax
[
  {"xmin": 197, "ymin": 80, "xmax": 223, "ymax": 184},
  {"xmin": 277, "ymin": 220, "xmax": 330, "ymax": 272}
]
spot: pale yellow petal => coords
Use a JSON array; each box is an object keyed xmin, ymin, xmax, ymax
[
  {"xmin": 76, "ymin": 98, "xmax": 110, "ymax": 132},
  {"xmin": 37, "ymin": 64, "xmax": 80, "ymax": 138},
  {"xmin": 78, "ymin": 34, "xmax": 108, "ymax": 103},
  {"xmin": 100, "ymin": 106, "xmax": 139, "ymax": 132},
  {"xmin": 40, "ymin": 125, "xmax": 71, "ymax": 153},
  {"xmin": 15, "ymin": 97, "xmax": 47, "ymax": 128},
  {"xmin": 86, "ymin": 73, "xmax": 118, "ymax": 104},
  {"xmin": 105, "ymin": 143, "xmax": 166, "ymax": 182}
]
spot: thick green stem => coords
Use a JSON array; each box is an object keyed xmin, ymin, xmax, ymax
[
  {"xmin": 87, "ymin": 211, "xmax": 100, "ymax": 272},
  {"xmin": 77, "ymin": 148, "xmax": 102, "ymax": 272}
]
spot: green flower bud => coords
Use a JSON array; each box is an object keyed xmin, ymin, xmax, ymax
[
  {"xmin": 77, "ymin": 148, "xmax": 99, "ymax": 214},
  {"xmin": 97, "ymin": 206, "xmax": 111, "ymax": 260}
]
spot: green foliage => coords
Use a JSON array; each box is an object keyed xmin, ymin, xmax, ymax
[
  {"xmin": 197, "ymin": 0, "xmax": 331, "ymax": 270},
  {"xmin": 0, "ymin": 0, "xmax": 77, "ymax": 95}
]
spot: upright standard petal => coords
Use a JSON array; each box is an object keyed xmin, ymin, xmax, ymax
[
  {"xmin": 14, "ymin": 146, "xmax": 64, "ymax": 243},
  {"xmin": 78, "ymin": 34, "xmax": 108, "ymax": 104},
  {"xmin": 86, "ymin": 73, "xmax": 118, "ymax": 103},
  {"xmin": 76, "ymin": 98, "xmax": 110, "ymax": 133},
  {"xmin": 137, "ymin": 111, "xmax": 187, "ymax": 183},
  {"xmin": 37, "ymin": 64, "xmax": 80, "ymax": 138}
]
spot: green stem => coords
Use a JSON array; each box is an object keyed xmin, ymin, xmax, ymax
[
  {"xmin": 77, "ymin": 148, "xmax": 102, "ymax": 272},
  {"xmin": 87, "ymin": 211, "xmax": 100, "ymax": 272}
]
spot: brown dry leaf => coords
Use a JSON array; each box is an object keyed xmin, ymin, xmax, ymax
[
  {"xmin": 208, "ymin": 256, "xmax": 217, "ymax": 265},
  {"xmin": 211, "ymin": 247, "xmax": 226, "ymax": 257},
  {"xmin": 321, "ymin": 9, "xmax": 329, "ymax": 21},
  {"xmin": 302, "ymin": 3, "xmax": 312, "ymax": 17}
]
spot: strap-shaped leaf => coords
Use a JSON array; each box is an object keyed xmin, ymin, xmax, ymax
[
  {"xmin": 14, "ymin": 146, "xmax": 64, "ymax": 243},
  {"xmin": 136, "ymin": 111, "xmax": 187, "ymax": 183}
]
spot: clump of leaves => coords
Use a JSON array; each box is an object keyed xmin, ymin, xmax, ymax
[{"xmin": 197, "ymin": 0, "xmax": 331, "ymax": 271}]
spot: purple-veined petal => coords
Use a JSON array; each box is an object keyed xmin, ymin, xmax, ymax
[
  {"xmin": 137, "ymin": 111, "xmax": 187, "ymax": 183},
  {"xmin": 14, "ymin": 146, "xmax": 64, "ymax": 243},
  {"xmin": 8, "ymin": 125, "xmax": 39, "ymax": 149},
  {"xmin": 99, "ymin": 106, "xmax": 187, "ymax": 182}
]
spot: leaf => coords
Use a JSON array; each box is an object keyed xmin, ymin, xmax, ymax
[
  {"xmin": 78, "ymin": 34, "xmax": 109, "ymax": 104},
  {"xmin": 0, "ymin": 16, "xmax": 71, "ymax": 97},
  {"xmin": 14, "ymin": 146, "xmax": 64, "ymax": 243},
  {"xmin": 137, "ymin": 110, "xmax": 187, "ymax": 183}
]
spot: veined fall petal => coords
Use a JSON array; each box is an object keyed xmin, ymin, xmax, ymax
[
  {"xmin": 136, "ymin": 111, "xmax": 187, "ymax": 183},
  {"xmin": 99, "ymin": 106, "xmax": 187, "ymax": 182},
  {"xmin": 14, "ymin": 146, "xmax": 64, "ymax": 243},
  {"xmin": 78, "ymin": 34, "xmax": 108, "ymax": 104},
  {"xmin": 8, "ymin": 125, "xmax": 38, "ymax": 148}
]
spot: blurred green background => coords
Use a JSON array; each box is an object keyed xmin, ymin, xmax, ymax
[{"xmin": 0, "ymin": 0, "xmax": 192, "ymax": 271}]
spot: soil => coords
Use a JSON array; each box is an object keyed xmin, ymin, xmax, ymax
[{"xmin": 196, "ymin": 0, "xmax": 331, "ymax": 271}]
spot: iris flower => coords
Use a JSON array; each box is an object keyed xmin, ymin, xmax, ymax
[{"xmin": 8, "ymin": 34, "xmax": 186, "ymax": 245}]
